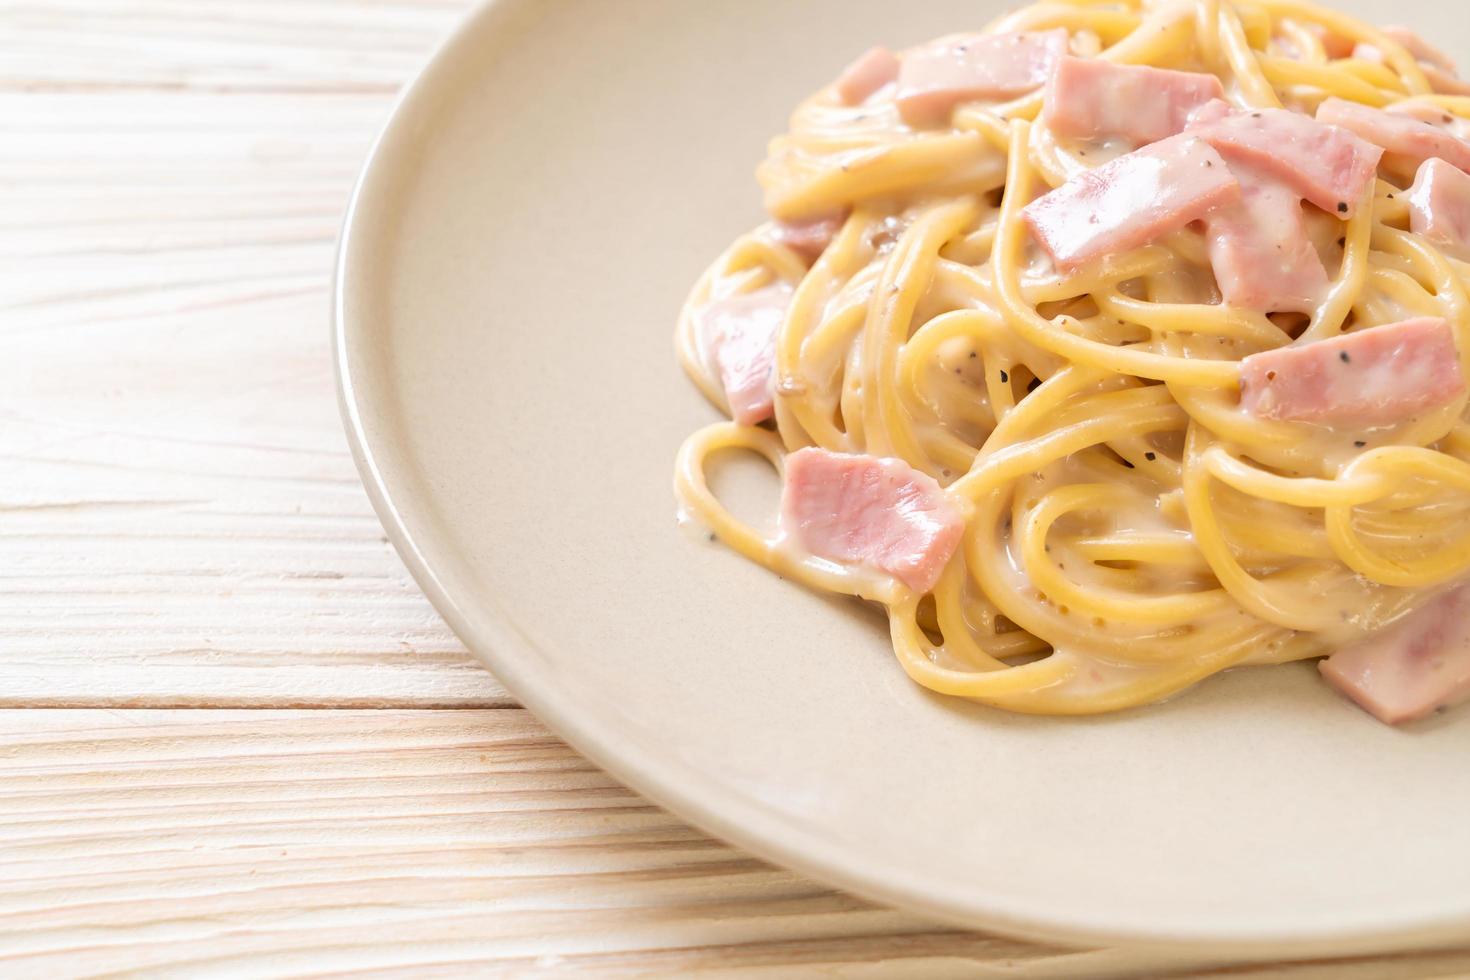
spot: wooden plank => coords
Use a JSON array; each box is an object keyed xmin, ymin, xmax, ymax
[
  {"xmin": 2, "ymin": 0, "xmax": 461, "ymax": 93},
  {"xmin": 8, "ymin": 709, "xmax": 1467, "ymax": 978},
  {"xmin": 0, "ymin": 87, "xmax": 504, "ymax": 705},
  {"xmin": 2, "ymin": 2, "xmax": 1467, "ymax": 974}
]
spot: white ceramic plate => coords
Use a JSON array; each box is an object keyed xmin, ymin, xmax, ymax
[{"xmin": 336, "ymin": 0, "xmax": 1470, "ymax": 954}]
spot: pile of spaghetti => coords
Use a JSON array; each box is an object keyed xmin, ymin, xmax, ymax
[{"xmin": 674, "ymin": 0, "xmax": 1470, "ymax": 724}]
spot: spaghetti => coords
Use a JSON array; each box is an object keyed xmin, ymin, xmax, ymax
[{"xmin": 673, "ymin": 0, "xmax": 1470, "ymax": 721}]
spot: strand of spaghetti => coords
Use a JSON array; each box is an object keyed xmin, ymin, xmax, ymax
[
  {"xmin": 1274, "ymin": 16, "xmax": 1324, "ymax": 63},
  {"xmin": 1325, "ymin": 449, "xmax": 1470, "ymax": 586},
  {"xmin": 991, "ymin": 119, "xmax": 1242, "ymax": 386},
  {"xmin": 762, "ymin": 131, "xmax": 999, "ymax": 221},
  {"xmin": 1202, "ymin": 445, "xmax": 1398, "ymax": 507},
  {"xmin": 1020, "ymin": 483, "xmax": 1233, "ymax": 624},
  {"xmin": 861, "ymin": 198, "xmax": 979, "ymax": 467},
  {"xmin": 1195, "ymin": 0, "xmax": 1223, "ymax": 72},
  {"xmin": 888, "ymin": 599, "xmax": 1078, "ymax": 698},
  {"xmin": 1299, "ymin": 180, "xmax": 1375, "ymax": 341},
  {"xmin": 674, "ymin": 422, "xmax": 900, "ymax": 604},
  {"xmin": 1181, "ymin": 425, "xmax": 1342, "ymax": 631},
  {"xmin": 938, "ymin": 249, "xmax": 1177, "ymax": 307},
  {"xmin": 1071, "ymin": 532, "xmax": 1211, "ymax": 568},
  {"xmin": 963, "ymin": 481, "xmax": 1269, "ymax": 664},
  {"xmin": 987, "ymin": 3, "xmax": 1141, "ymax": 40},
  {"xmin": 955, "ymin": 397, "xmax": 1187, "ymax": 501},
  {"xmin": 1094, "ymin": 294, "xmax": 1291, "ymax": 346},
  {"xmin": 1218, "ymin": 1, "xmax": 1281, "ymax": 107},
  {"xmin": 973, "ymin": 364, "xmax": 1118, "ymax": 455},
  {"xmin": 1254, "ymin": 0, "xmax": 1432, "ymax": 93},
  {"xmin": 1339, "ymin": 59, "xmax": 1407, "ymax": 92},
  {"xmin": 930, "ymin": 561, "xmax": 1035, "ymax": 669},
  {"xmin": 1257, "ymin": 56, "xmax": 1394, "ymax": 106}
]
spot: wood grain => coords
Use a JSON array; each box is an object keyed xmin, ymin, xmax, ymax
[
  {"xmin": 2, "ymin": 2, "xmax": 1466, "ymax": 975},
  {"xmin": 7, "ymin": 709, "xmax": 1470, "ymax": 980},
  {"xmin": 0, "ymin": 48, "xmax": 504, "ymax": 707}
]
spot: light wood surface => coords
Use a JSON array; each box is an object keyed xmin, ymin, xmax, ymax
[{"xmin": 5, "ymin": 2, "xmax": 1468, "ymax": 976}]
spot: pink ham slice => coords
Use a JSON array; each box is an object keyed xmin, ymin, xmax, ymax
[
  {"xmin": 1387, "ymin": 101, "xmax": 1470, "ymax": 142},
  {"xmin": 1188, "ymin": 100, "xmax": 1383, "ymax": 217},
  {"xmin": 780, "ymin": 448, "xmax": 964, "ymax": 593},
  {"xmin": 896, "ymin": 29, "xmax": 1068, "ymax": 126},
  {"xmin": 1023, "ymin": 133, "xmax": 1239, "ymax": 271},
  {"xmin": 1316, "ymin": 98, "xmax": 1470, "ymax": 176},
  {"xmin": 696, "ymin": 284, "xmax": 791, "ymax": 426},
  {"xmin": 1043, "ymin": 57, "xmax": 1224, "ymax": 144},
  {"xmin": 1205, "ymin": 163, "xmax": 1328, "ymax": 314},
  {"xmin": 1406, "ymin": 157, "xmax": 1470, "ymax": 261},
  {"xmin": 770, "ymin": 212, "xmax": 846, "ymax": 263},
  {"xmin": 834, "ymin": 46, "xmax": 901, "ymax": 105},
  {"xmin": 1320, "ymin": 583, "xmax": 1470, "ymax": 724},
  {"xmin": 1239, "ymin": 317, "xmax": 1465, "ymax": 425}
]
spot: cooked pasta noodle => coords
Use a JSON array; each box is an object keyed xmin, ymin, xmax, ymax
[{"xmin": 673, "ymin": 0, "xmax": 1470, "ymax": 718}]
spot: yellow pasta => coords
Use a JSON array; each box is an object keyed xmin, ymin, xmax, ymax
[{"xmin": 673, "ymin": 0, "xmax": 1470, "ymax": 716}]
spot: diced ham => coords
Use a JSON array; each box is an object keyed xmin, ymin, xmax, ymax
[
  {"xmin": 1205, "ymin": 163, "xmax": 1328, "ymax": 314},
  {"xmin": 896, "ymin": 29, "xmax": 1068, "ymax": 126},
  {"xmin": 1406, "ymin": 157, "xmax": 1470, "ymax": 261},
  {"xmin": 780, "ymin": 448, "xmax": 964, "ymax": 593},
  {"xmin": 834, "ymin": 46, "xmax": 900, "ymax": 105},
  {"xmin": 1316, "ymin": 98, "xmax": 1470, "ymax": 176},
  {"xmin": 770, "ymin": 212, "xmax": 846, "ymax": 263},
  {"xmin": 1387, "ymin": 101, "xmax": 1470, "ymax": 144},
  {"xmin": 1188, "ymin": 100, "xmax": 1383, "ymax": 217},
  {"xmin": 1043, "ymin": 57, "xmax": 1224, "ymax": 145},
  {"xmin": 1239, "ymin": 317, "xmax": 1465, "ymax": 425},
  {"xmin": 696, "ymin": 284, "xmax": 791, "ymax": 426},
  {"xmin": 1023, "ymin": 134, "xmax": 1239, "ymax": 271},
  {"xmin": 1320, "ymin": 583, "xmax": 1470, "ymax": 724}
]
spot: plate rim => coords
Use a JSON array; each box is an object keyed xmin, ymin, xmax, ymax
[{"xmin": 332, "ymin": 0, "xmax": 1470, "ymax": 955}]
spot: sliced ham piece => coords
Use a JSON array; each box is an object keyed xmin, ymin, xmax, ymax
[
  {"xmin": 1188, "ymin": 100, "xmax": 1383, "ymax": 217},
  {"xmin": 1239, "ymin": 317, "xmax": 1465, "ymax": 425},
  {"xmin": 1321, "ymin": 583, "xmax": 1470, "ymax": 724},
  {"xmin": 770, "ymin": 212, "xmax": 846, "ymax": 263},
  {"xmin": 1205, "ymin": 163, "xmax": 1328, "ymax": 314},
  {"xmin": 780, "ymin": 448, "xmax": 964, "ymax": 593},
  {"xmin": 1316, "ymin": 98, "xmax": 1470, "ymax": 176},
  {"xmin": 834, "ymin": 46, "xmax": 901, "ymax": 105},
  {"xmin": 1042, "ymin": 57, "xmax": 1224, "ymax": 145},
  {"xmin": 896, "ymin": 29, "xmax": 1067, "ymax": 127},
  {"xmin": 1387, "ymin": 101, "xmax": 1470, "ymax": 142},
  {"xmin": 1023, "ymin": 133, "xmax": 1239, "ymax": 271},
  {"xmin": 1406, "ymin": 157, "xmax": 1470, "ymax": 261},
  {"xmin": 696, "ymin": 284, "xmax": 791, "ymax": 426}
]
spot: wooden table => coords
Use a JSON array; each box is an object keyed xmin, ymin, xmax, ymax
[{"xmin": 5, "ymin": 3, "xmax": 1469, "ymax": 975}]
